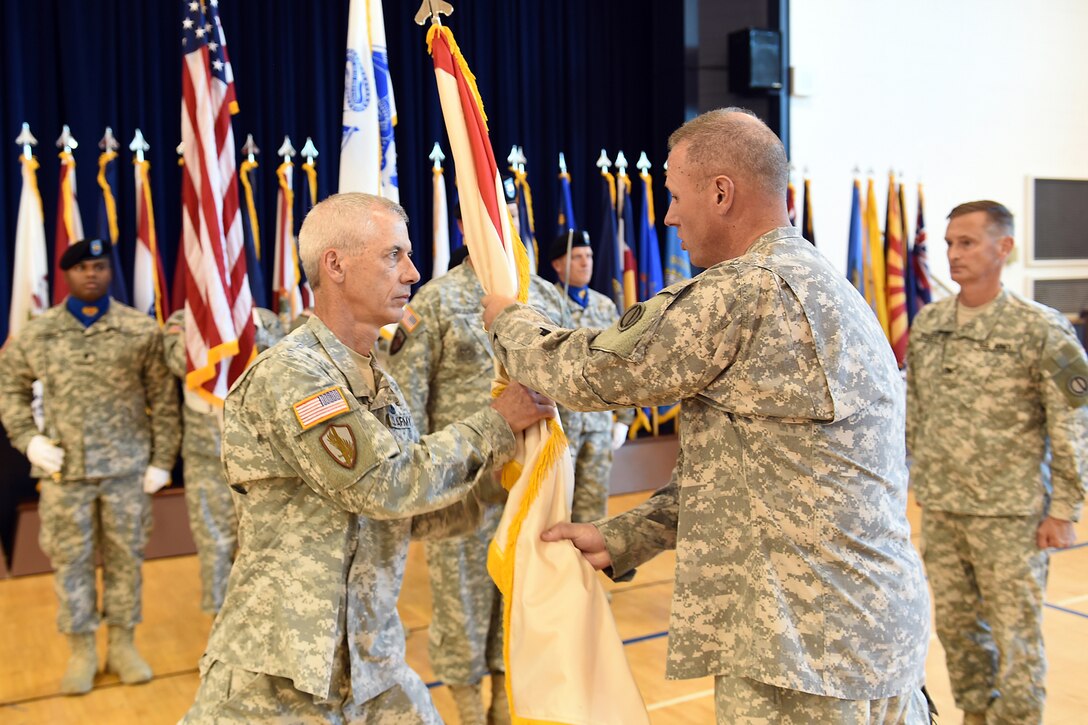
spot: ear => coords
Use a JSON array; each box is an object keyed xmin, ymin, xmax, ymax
[
  {"xmin": 998, "ymin": 235, "xmax": 1015, "ymax": 263},
  {"xmin": 322, "ymin": 248, "xmax": 346, "ymax": 285},
  {"xmin": 551, "ymin": 258, "xmax": 564, "ymax": 278},
  {"xmin": 712, "ymin": 175, "xmax": 735, "ymax": 215}
]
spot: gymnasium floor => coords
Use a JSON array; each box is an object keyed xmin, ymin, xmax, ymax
[{"xmin": 1, "ymin": 491, "xmax": 1085, "ymax": 724}]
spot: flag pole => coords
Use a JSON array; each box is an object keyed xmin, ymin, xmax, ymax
[
  {"xmin": 55, "ymin": 125, "xmax": 78, "ymax": 154},
  {"xmin": 414, "ymin": 0, "xmax": 454, "ymax": 26},
  {"xmin": 429, "ymin": 141, "xmax": 445, "ymax": 170},
  {"xmin": 17, "ymin": 122, "xmax": 38, "ymax": 161}
]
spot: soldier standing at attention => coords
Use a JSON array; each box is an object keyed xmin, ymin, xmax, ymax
[
  {"xmin": 0, "ymin": 238, "xmax": 180, "ymax": 695},
  {"xmin": 549, "ymin": 230, "xmax": 634, "ymax": 523},
  {"xmin": 162, "ymin": 306, "xmax": 284, "ymax": 614},
  {"xmin": 183, "ymin": 193, "xmax": 554, "ymax": 723},
  {"xmin": 385, "ymin": 243, "xmax": 567, "ymax": 725},
  {"xmin": 907, "ymin": 201, "xmax": 1088, "ymax": 724},
  {"xmin": 482, "ymin": 108, "xmax": 933, "ymax": 723}
]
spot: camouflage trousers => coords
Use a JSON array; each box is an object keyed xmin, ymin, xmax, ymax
[
  {"xmin": 37, "ymin": 474, "xmax": 152, "ymax": 633},
  {"xmin": 182, "ymin": 450, "xmax": 238, "ymax": 614},
  {"xmin": 714, "ymin": 676, "xmax": 931, "ymax": 724},
  {"xmin": 922, "ymin": 510, "xmax": 1048, "ymax": 724},
  {"xmin": 182, "ymin": 659, "xmax": 442, "ymax": 724},
  {"xmin": 424, "ymin": 503, "xmax": 504, "ymax": 685},
  {"xmin": 565, "ymin": 425, "xmax": 613, "ymax": 523}
]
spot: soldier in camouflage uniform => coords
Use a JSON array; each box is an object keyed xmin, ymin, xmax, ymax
[
  {"xmin": 549, "ymin": 231, "xmax": 635, "ymax": 523},
  {"xmin": 162, "ymin": 307, "xmax": 284, "ymax": 614},
  {"xmin": 0, "ymin": 238, "xmax": 180, "ymax": 695},
  {"xmin": 907, "ymin": 200, "xmax": 1088, "ymax": 725},
  {"xmin": 183, "ymin": 193, "xmax": 555, "ymax": 724},
  {"xmin": 482, "ymin": 109, "xmax": 933, "ymax": 723},
  {"xmin": 385, "ymin": 246, "xmax": 568, "ymax": 725}
]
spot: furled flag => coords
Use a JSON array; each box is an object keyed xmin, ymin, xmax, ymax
[
  {"xmin": 662, "ymin": 186, "xmax": 691, "ymax": 286},
  {"xmin": 556, "ymin": 153, "xmax": 576, "ymax": 236},
  {"xmin": 846, "ymin": 178, "xmax": 865, "ymax": 296},
  {"xmin": 340, "ymin": 0, "xmax": 399, "ymax": 200},
  {"xmin": 52, "ymin": 126, "xmax": 85, "ymax": 303},
  {"xmin": 900, "ymin": 179, "xmax": 916, "ymax": 324},
  {"xmin": 423, "ymin": 14, "xmax": 649, "ymax": 725},
  {"xmin": 180, "ymin": 0, "xmax": 255, "ymax": 405},
  {"xmin": 615, "ymin": 156, "xmax": 638, "ymax": 311},
  {"xmin": 636, "ymin": 156, "xmax": 663, "ymax": 301},
  {"xmin": 510, "ymin": 147, "xmax": 539, "ymax": 274},
  {"xmin": 864, "ymin": 176, "xmax": 890, "ymax": 339},
  {"xmin": 786, "ymin": 176, "xmax": 797, "ymax": 226},
  {"xmin": 297, "ymin": 138, "xmax": 318, "ymax": 309},
  {"xmin": 130, "ymin": 130, "xmax": 169, "ymax": 324},
  {"xmin": 9, "ymin": 127, "xmax": 50, "ymax": 337},
  {"xmin": 910, "ymin": 182, "xmax": 933, "ymax": 319},
  {"xmin": 590, "ymin": 153, "xmax": 623, "ymax": 311},
  {"xmin": 430, "ymin": 142, "xmax": 451, "ymax": 278},
  {"xmin": 238, "ymin": 134, "xmax": 268, "ymax": 309},
  {"xmin": 272, "ymin": 137, "xmax": 304, "ymax": 325},
  {"xmin": 96, "ymin": 129, "xmax": 131, "ymax": 303},
  {"xmin": 802, "ymin": 176, "xmax": 816, "ymax": 246},
  {"xmin": 883, "ymin": 172, "xmax": 908, "ymax": 366}
]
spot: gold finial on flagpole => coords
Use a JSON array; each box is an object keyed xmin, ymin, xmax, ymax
[{"xmin": 415, "ymin": 0, "xmax": 454, "ymax": 26}]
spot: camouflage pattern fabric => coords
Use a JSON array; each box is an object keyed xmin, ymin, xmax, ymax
[
  {"xmin": 384, "ymin": 263, "xmax": 566, "ymax": 685},
  {"xmin": 713, "ymin": 675, "xmax": 932, "ymax": 724},
  {"xmin": 164, "ymin": 308, "xmax": 284, "ymax": 613},
  {"xmin": 907, "ymin": 288, "xmax": 1088, "ymax": 722},
  {"xmin": 489, "ymin": 228, "xmax": 930, "ymax": 700},
  {"xmin": 189, "ymin": 314, "xmax": 515, "ymax": 719},
  {"xmin": 0, "ymin": 301, "xmax": 179, "ymax": 634}
]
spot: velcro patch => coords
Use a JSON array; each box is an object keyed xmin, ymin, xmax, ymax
[
  {"xmin": 1044, "ymin": 338, "xmax": 1088, "ymax": 407},
  {"xmin": 401, "ymin": 305, "xmax": 421, "ymax": 333},
  {"xmin": 319, "ymin": 423, "xmax": 357, "ymax": 468},
  {"xmin": 293, "ymin": 387, "xmax": 350, "ymax": 430},
  {"xmin": 390, "ymin": 327, "xmax": 407, "ymax": 355},
  {"xmin": 591, "ymin": 293, "xmax": 674, "ymax": 359}
]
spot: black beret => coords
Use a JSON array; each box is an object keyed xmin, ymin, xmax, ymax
[
  {"xmin": 449, "ymin": 244, "xmax": 470, "ymax": 268},
  {"xmin": 59, "ymin": 238, "xmax": 111, "ymax": 271},
  {"xmin": 549, "ymin": 230, "xmax": 591, "ymax": 262}
]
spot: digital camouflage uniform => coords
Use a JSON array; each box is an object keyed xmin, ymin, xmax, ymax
[
  {"xmin": 907, "ymin": 288, "xmax": 1088, "ymax": 723},
  {"xmin": 184, "ymin": 315, "xmax": 515, "ymax": 723},
  {"xmin": 490, "ymin": 228, "xmax": 931, "ymax": 721},
  {"xmin": 0, "ymin": 301, "xmax": 180, "ymax": 634},
  {"xmin": 556, "ymin": 284, "xmax": 635, "ymax": 523},
  {"xmin": 162, "ymin": 307, "xmax": 284, "ymax": 613},
  {"xmin": 385, "ymin": 263, "xmax": 568, "ymax": 687}
]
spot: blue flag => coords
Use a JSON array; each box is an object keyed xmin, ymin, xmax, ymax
[
  {"xmin": 557, "ymin": 166, "xmax": 577, "ymax": 236},
  {"xmin": 637, "ymin": 171, "xmax": 664, "ymax": 300},
  {"xmin": 662, "ymin": 192, "xmax": 691, "ymax": 285},
  {"xmin": 846, "ymin": 179, "xmax": 865, "ymax": 295},
  {"xmin": 96, "ymin": 149, "xmax": 130, "ymax": 304}
]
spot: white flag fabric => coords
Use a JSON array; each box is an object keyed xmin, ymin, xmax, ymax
[
  {"xmin": 132, "ymin": 158, "xmax": 168, "ymax": 324},
  {"xmin": 432, "ymin": 164, "xmax": 450, "ymax": 278},
  {"xmin": 340, "ymin": 0, "xmax": 398, "ymax": 200},
  {"xmin": 9, "ymin": 156, "xmax": 50, "ymax": 337}
]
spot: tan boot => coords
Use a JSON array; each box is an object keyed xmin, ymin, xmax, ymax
[
  {"xmin": 60, "ymin": 633, "xmax": 98, "ymax": 695},
  {"xmin": 449, "ymin": 682, "xmax": 486, "ymax": 725},
  {"xmin": 105, "ymin": 626, "xmax": 152, "ymax": 684},
  {"xmin": 488, "ymin": 673, "xmax": 511, "ymax": 725}
]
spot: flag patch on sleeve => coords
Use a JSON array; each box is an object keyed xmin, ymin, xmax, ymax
[
  {"xmin": 401, "ymin": 305, "xmax": 421, "ymax": 332},
  {"xmin": 293, "ymin": 387, "xmax": 350, "ymax": 430}
]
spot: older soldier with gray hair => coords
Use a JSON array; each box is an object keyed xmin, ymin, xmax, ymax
[
  {"xmin": 183, "ymin": 193, "xmax": 555, "ymax": 724},
  {"xmin": 0, "ymin": 238, "xmax": 180, "ymax": 695},
  {"xmin": 482, "ymin": 108, "xmax": 932, "ymax": 723},
  {"xmin": 907, "ymin": 200, "xmax": 1088, "ymax": 724}
]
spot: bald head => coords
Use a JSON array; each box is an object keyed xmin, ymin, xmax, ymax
[
  {"xmin": 298, "ymin": 192, "xmax": 408, "ymax": 288},
  {"xmin": 667, "ymin": 108, "xmax": 788, "ymax": 198}
]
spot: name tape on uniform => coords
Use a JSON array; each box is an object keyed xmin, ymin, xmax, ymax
[{"xmin": 293, "ymin": 387, "xmax": 350, "ymax": 430}]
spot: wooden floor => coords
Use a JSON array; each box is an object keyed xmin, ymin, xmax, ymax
[{"xmin": 1, "ymin": 492, "xmax": 1086, "ymax": 724}]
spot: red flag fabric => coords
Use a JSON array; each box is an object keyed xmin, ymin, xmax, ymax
[
  {"xmin": 884, "ymin": 173, "xmax": 908, "ymax": 366},
  {"xmin": 52, "ymin": 150, "xmax": 85, "ymax": 303}
]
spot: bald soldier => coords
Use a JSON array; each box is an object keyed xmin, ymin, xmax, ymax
[
  {"xmin": 482, "ymin": 109, "xmax": 932, "ymax": 723},
  {"xmin": 183, "ymin": 193, "xmax": 555, "ymax": 723},
  {"xmin": 0, "ymin": 238, "xmax": 180, "ymax": 695}
]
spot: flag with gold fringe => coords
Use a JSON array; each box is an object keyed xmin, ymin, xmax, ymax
[
  {"xmin": 9, "ymin": 137, "xmax": 50, "ymax": 337},
  {"xmin": 424, "ymin": 13, "xmax": 649, "ymax": 724},
  {"xmin": 883, "ymin": 172, "xmax": 907, "ymax": 366},
  {"xmin": 96, "ymin": 132, "xmax": 131, "ymax": 304},
  {"xmin": 864, "ymin": 176, "xmax": 890, "ymax": 338},
  {"xmin": 131, "ymin": 133, "xmax": 169, "ymax": 324},
  {"xmin": 52, "ymin": 129, "xmax": 84, "ymax": 304}
]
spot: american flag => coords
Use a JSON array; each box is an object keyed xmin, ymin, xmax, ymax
[{"xmin": 180, "ymin": 0, "xmax": 254, "ymax": 404}]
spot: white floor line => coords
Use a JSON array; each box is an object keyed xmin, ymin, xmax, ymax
[
  {"xmin": 646, "ymin": 688, "xmax": 715, "ymax": 711},
  {"xmin": 1053, "ymin": 593, "xmax": 1088, "ymax": 607}
]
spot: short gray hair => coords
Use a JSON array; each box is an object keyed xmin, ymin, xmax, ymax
[
  {"xmin": 948, "ymin": 200, "xmax": 1014, "ymax": 237},
  {"xmin": 298, "ymin": 193, "xmax": 408, "ymax": 288},
  {"xmin": 667, "ymin": 107, "xmax": 788, "ymax": 197}
]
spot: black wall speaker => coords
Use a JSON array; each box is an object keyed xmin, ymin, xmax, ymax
[{"xmin": 728, "ymin": 28, "xmax": 783, "ymax": 93}]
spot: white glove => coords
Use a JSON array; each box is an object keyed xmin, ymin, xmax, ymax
[
  {"xmin": 611, "ymin": 423, "xmax": 630, "ymax": 451},
  {"xmin": 142, "ymin": 466, "xmax": 172, "ymax": 494},
  {"xmin": 27, "ymin": 434, "xmax": 65, "ymax": 475}
]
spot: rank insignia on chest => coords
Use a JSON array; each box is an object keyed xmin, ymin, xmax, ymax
[
  {"xmin": 387, "ymin": 410, "xmax": 413, "ymax": 430},
  {"xmin": 320, "ymin": 423, "xmax": 357, "ymax": 468}
]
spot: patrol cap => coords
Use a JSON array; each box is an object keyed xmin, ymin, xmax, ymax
[
  {"xmin": 549, "ymin": 230, "xmax": 591, "ymax": 262},
  {"xmin": 59, "ymin": 238, "xmax": 112, "ymax": 270},
  {"xmin": 449, "ymin": 244, "xmax": 470, "ymax": 268}
]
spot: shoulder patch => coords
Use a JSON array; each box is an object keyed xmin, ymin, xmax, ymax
[
  {"xmin": 1044, "ymin": 337, "xmax": 1088, "ymax": 407},
  {"xmin": 293, "ymin": 386, "xmax": 351, "ymax": 430},
  {"xmin": 591, "ymin": 294, "xmax": 674, "ymax": 359},
  {"xmin": 319, "ymin": 423, "xmax": 357, "ymax": 468},
  {"xmin": 389, "ymin": 327, "xmax": 407, "ymax": 355},
  {"xmin": 401, "ymin": 305, "xmax": 421, "ymax": 333}
]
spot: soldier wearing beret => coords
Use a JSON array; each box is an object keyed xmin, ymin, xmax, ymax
[
  {"xmin": 183, "ymin": 193, "xmax": 554, "ymax": 723},
  {"xmin": 482, "ymin": 109, "xmax": 932, "ymax": 723},
  {"xmin": 907, "ymin": 201, "xmax": 1088, "ymax": 724},
  {"xmin": 0, "ymin": 238, "xmax": 180, "ymax": 695},
  {"xmin": 549, "ymin": 230, "xmax": 635, "ymax": 524}
]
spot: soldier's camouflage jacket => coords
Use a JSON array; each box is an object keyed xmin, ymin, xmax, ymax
[
  {"xmin": 0, "ymin": 301, "xmax": 179, "ymax": 479},
  {"xmin": 488, "ymin": 227, "xmax": 929, "ymax": 700},
  {"xmin": 907, "ymin": 288, "xmax": 1088, "ymax": 521},
  {"xmin": 204, "ymin": 315, "xmax": 515, "ymax": 703}
]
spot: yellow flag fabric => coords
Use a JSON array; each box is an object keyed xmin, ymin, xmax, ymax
[
  {"xmin": 426, "ymin": 22, "xmax": 649, "ymax": 725},
  {"xmin": 864, "ymin": 177, "xmax": 890, "ymax": 337}
]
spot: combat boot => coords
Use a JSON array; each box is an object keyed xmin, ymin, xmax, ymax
[
  {"xmin": 60, "ymin": 632, "xmax": 97, "ymax": 695},
  {"xmin": 487, "ymin": 672, "xmax": 511, "ymax": 725},
  {"xmin": 105, "ymin": 626, "xmax": 152, "ymax": 684},
  {"xmin": 449, "ymin": 682, "xmax": 486, "ymax": 725}
]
